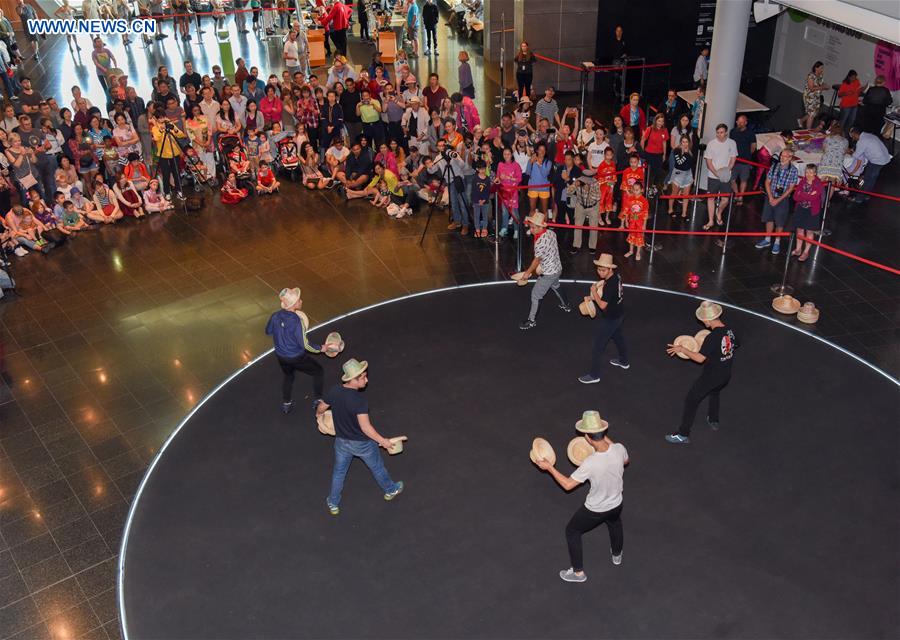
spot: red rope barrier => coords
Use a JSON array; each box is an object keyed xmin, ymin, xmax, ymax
[
  {"xmin": 659, "ymin": 190, "xmax": 763, "ymax": 200},
  {"xmin": 735, "ymin": 157, "xmax": 770, "ymax": 170},
  {"xmin": 803, "ymin": 237, "xmax": 900, "ymax": 275},
  {"xmin": 532, "ymin": 53, "xmax": 672, "ymax": 74},
  {"xmin": 839, "ymin": 184, "xmax": 900, "ymax": 203},
  {"xmin": 532, "ymin": 53, "xmax": 583, "ymax": 72},
  {"xmin": 544, "ymin": 222, "xmax": 790, "ymax": 237}
]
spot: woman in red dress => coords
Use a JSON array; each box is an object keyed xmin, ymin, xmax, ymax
[
  {"xmin": 623, "ymin": 182, "xmax": 649, "ymax": 261},
  {"xmin": 113, "ymin": 174, "xmax": 145, "ymax": 218},
  {"xmin": 221, "ymin": 172, "xmax": 249, "ymax": 204}
]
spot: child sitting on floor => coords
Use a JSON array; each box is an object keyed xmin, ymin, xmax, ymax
[
  {"xmin": 221, "ymin": 171, "xmax": 249, "ymax": 204},
  {"xmin": 256, "ymin": 161, "xmax": 280, "ymax": 194}
]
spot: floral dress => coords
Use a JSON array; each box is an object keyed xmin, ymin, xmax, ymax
[
  {"xmin": 817, "ymin": 134, "xmax": 848, "ymax": 181},
  {"xmin": 802, "ymin": 72, "xmax": 824, "ymax": 117}
]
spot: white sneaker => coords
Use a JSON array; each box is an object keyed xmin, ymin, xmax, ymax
[
  {"xmin": 14, "ymin": 246, "xmax": 28, "ymax": 257},
  {"xmin": 611, "ymin": 550, "xmax": 622, "ymax": 565},
  {"xmin": 559, "ymin": 568, "xmax": 587, "ymax": 583}
]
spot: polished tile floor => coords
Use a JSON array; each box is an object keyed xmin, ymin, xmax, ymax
[{"xmin": 1, "ymin": 11, "xmax": 898, "ymax": 640}]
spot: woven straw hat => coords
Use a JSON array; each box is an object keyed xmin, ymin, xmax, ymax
[
  {"xmin": 579, "ymin": 297, "xmax": 597, "ymax": 318},
  {"xmin": 567, "ymin": 436, "xmax": 594, "ymax": 466},
  {"xmin": 529, "ymin": 437, "xmax": 556, "ymax": 465},
  {"xmin": 317, "ymin": 410, "xmax": 335, "ymax": 436},
  {"xmin": 341, "ymin": 358, "xmax": 369, "ymax": 382},
  {"xmin": 511, "ymin": 271, "xmax": 529, "ymax": 286},
  {"xmin": 673, "ymin": 334, "xmax": 699, "ymax": 359},
  {"xmin": 592, "ymin": 253, "xmax": 617, "ymax": 269},
  {"xmin": 387, "ymin": 435, "xmax": 408, "ymax": 455},
  {"xmin": 524, "ymin": 212, "xmax": 548, "ymax": 227},
  {"xmin": 772, "ymin": 295, "xmax": 802, "ymax": 315},
  {"xmin": 575, "ymin": 410, "xmax": 609, "ymax": 434},
  {"xmin": 324, "ymin": 332, "xmax": 345, "ymax": 358},
  {"xmin": 279, "ymin": 286, "xmax": 301, "ymax": 309},
  {"xmin": 797, "ymin": 302, "xmax": 820, "ymax": 324},
  {"xmin": 695, "ymin": 300, "xmax": 722, "ymax": 322},
  {"xmin": 694, "ymin": 329, "xmax": 711, "ymax": 347}
]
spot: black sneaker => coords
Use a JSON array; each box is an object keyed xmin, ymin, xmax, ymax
[
  {"xmin": 281, "ymin": 401, "xmax": 294, "ymax": 414},
  {"xmin": 610, "ymin": 358, "xmax": 630, "ymax": 370},
  {"xmin": 569, "ymin": 247, "xmax": 580, "ymax": 255},
  {"xmin": 558, "ymin": 303, "xmax": 572, "ymax": 313},
  {"xmin": 519, "ymin": 319, "xmax": 536, "ymax": 330},
  {"xmin": 707, "ymin": 416, "xmax": 719, "ymax": 430}
]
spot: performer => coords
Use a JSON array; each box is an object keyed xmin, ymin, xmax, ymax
[
  {"xmin": 518, "ymin": 211, "xmax": 571, "ymax": 330},
  {"xmin": 596, "ymin": 146, "xmax": 618, "ymax": 226},
  {"xmin": 578, "ymin": 254, "xmax": 629, "ymax": 384},
  {"xmin": 316, "ymin": 358, "xmax": 404, "ymax": 516},
  {"xmin": 265, "ymin": 287, "xmax": 325, "ymax": 414},
  {"xmin": 622, "ymin": 182, "xmax": 649, "ymax": 261},
  {"xmin": 533, "ymin": 410, "xmax": 629, "ymax": 583},
  {"xmin": 665, "ymin": 301, "xmax": 739, "ymax": 445}
]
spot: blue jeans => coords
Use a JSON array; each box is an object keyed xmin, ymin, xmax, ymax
[
  {"xmin": 859, "ymin": 161, "xmax": 884, "ymax": 199},
  {"xmin": 449, "ymin": 175, "xmax": 472, "ymax": 225},
  {"xmin": 472, "ymin": 202, "xmax": 490, "ymax": 230},
  {"xmin": 327, "ymin": 438, "xmax": 399, "ymax": 507}
]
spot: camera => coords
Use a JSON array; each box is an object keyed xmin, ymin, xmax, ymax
[
  {"xmin": 164, "ymin": 121, "xmax": 175, "ymax": 132},
  {"xmin": 443, "ymin": 150, "xmax": 459, "ymax": 159}
]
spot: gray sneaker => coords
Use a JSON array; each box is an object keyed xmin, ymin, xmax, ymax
[
  {"xmin": 559, "ymin": 568, "xmax": 587, "ymax": 583},
  {"xmin": 384, "ymin": 481, "xmax": 404, "ymax": 501}
]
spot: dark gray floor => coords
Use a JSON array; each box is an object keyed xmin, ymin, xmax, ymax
[{"xmin": 121, "ymin": 284, "xmax": 899, "ymax": 640}]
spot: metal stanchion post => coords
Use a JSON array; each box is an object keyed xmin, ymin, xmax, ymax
[
  {"xmin": 578, "ymin": 68, "xmax": 587, "ymax": 131},
  {"xmin": 692, "ymin": 144, "xmax": 705, "ymax": 220},
  {"xmin": 816, "ymin": 181, "xmax": 834, "ymax": 239},
  {"xmin": 494, "ymin": 13, "xmax": 507, "ymax": 121},
  {"xmin": 770, "ymin": 232, "xmax": 795, "ymax": 295},
  {"xmin": 718, "ymin": 196, "xmax": 734, "ymax": 254},
  {"xmin": 493, "ymin": 193, "xmax": 499, "ymax": 262},
  {"xmin": 649, "ymin": 192, "xmax": 660, "ymax": 265},
  {"xmin": 516, "ymin": 217, "xmax": 523, "ymax": 272}
]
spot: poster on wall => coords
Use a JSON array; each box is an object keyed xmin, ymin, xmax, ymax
[
  {"xmin": 873, "ymin": 42, "xmax": 900, "ymax": 91},
  {"xmin": 695, "ymin": 1, "xmax": 760, "ymax": 48}
]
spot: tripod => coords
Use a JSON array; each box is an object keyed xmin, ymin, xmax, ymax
[
  {"xmin": 418, "ymin": 151, "xmax": 472, "ymax": 245},
  {"xmin": 152, "ymin": 122, "xmax": 189, "ymax": 215}
]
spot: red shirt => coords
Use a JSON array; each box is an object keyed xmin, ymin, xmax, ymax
[
  {"xmin": 643, "ymin": 126, "xmax": 668, "ymax": 154},
  {"xmin": 621, "ymin": 166, "xmax": 644, "ymax": 190},
  {"xmin": 596, "ymin": 160, "xmax": 617, "ymax": 187},
  {"xmin": 838, "ymin": 79, "xmax": 861, "ymax": 108},
  {"xmin": 619, "ymin": 104, "xmax": 646, "ymax": 133},
  {"xmin": 422, "ymin": 85, "xmax": 449, "ymax": 114},
  {"xmin": 553, "ymin": 135, "xmax": 575, "ymax": 164},
  {"xmin": 319, "ymin": 2, "xmax": 350, "ymax": 31}
]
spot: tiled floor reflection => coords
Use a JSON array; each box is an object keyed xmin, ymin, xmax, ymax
[{"xmin": 1, "ymin": 11, "xmax": 899, "ymax": 640}]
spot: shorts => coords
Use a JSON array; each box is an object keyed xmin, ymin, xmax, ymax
[
  {"xmin": 732, "ymin": 162, "xmax": 752, "ymax": 183},
  {"xmin": 528, "ymin": 190, "xmax": 550, "ymax": 199},
  {"xmin": 669, "ymin": 169, "xmax": 693, "ymax": 189},
  {"xmin": 761, "ymin": 198, "xmax": 790, "ymax": 227},
  {"xmin": 707, "ymin": 177, "xmax": 732, "ymax": 196}
]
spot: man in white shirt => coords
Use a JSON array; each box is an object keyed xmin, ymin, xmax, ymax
[
  {"xmin": 198, "ymin": 87, "xmax": 220, "ymax": 138},
  {"xmin": 849, "ymin": 127, "xmax": 891, "ymax": 203},
  {"xmin": 534, "ymin": 410, "xmax": 628, "ymax": 583},
  {"xmin": 693, "ymin": 46, "xmax": 709, "ymax": 85},
  {"xmin": 228, "ymin": 84, "xmax": 248, "ymax": 123},
  {"xmin": 704, "ymin": 123, "xmax": 737, "ymax": 229}
]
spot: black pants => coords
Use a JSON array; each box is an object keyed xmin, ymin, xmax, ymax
[
  {"xmin": 359, "ymin": 18, "xmax": 370, "ymax": 41},
  {"xmin": 516, "ymin": 71, "xmax": 532, "ymax": 98},
  {"xmin": 566, "ymin": 503, "xmax": 623, "ymax": 572},
  {"xmin": 277, "ymin": 353, "xmax": 324, "ymax": 402},
  {"xmin": 424, "ymin": 25, "xmax": 437, "ymax": 50},
  {"xmin": 331, "ymin": 28, "xmax": 348, "ymax": 56},
  {"xmin": 589, "ymin": 315, "xmax": 628, "ymax": 377},
  {"xmin": 158, "ymin": 157, "xmax": 181, "ymax": 196},
  {"xmin": 678, "ymin": 373, "xmax": 730, "ymax": 436}
]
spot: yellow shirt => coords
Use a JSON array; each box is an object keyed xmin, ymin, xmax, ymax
[{"xmin": 152, "ymin": 122, "xmax": 186, "ymax": 158}]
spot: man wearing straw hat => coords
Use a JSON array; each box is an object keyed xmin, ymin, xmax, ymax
[
  {"xmin": 665, "ymin": 301, "xmax": 739, "ymax": 444},
  {"xmin": 518, "ymin": 211, "xmax": 571, "ymax": 330},
  {"xmin": 265, "ymin": 287, "xmax": 325, "ymax": 415},
  {"xmin": 533, "ymin": 411, "xmax": 629, "ymax": 583},
  {"xmin": 316, "ymin": 358, "xmax": 404, "ymax": 516},
  {"xmin": 578, "ymin": 254, "xmax": 629, "ymax": 384}
]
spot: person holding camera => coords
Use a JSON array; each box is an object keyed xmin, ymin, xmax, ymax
[
  {"xmin": 428, "ymin": 138, "xmax": 474, "ymax": 235},
  {"xmin": 356, "ymin": 89, "xmax": 384, "ymax": 149},
  {"xmin": 152, "ymin": 114, "xmax": 187, "ymax": 198}
]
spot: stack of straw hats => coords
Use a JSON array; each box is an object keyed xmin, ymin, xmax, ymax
[
  {"xmin": 797, "ymin": 302, "xmax": 820, "ymax": 324},
  {"xmin": 772, "ymin": 294, "xmax": 802, "ymax": 315}
]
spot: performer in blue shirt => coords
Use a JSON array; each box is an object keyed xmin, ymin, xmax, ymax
[{"xmin": 265, "ymin": 287, "xmax": 325, "ymax": 414}]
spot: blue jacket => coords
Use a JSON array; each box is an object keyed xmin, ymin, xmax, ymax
[{"xmin": 265, "ymin": 310, "xmax": 320, "ymax": 358}]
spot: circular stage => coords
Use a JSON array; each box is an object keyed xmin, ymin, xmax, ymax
[{"xmin": 118, "ymin": 283, "xmax": 899, "ymax": 640}]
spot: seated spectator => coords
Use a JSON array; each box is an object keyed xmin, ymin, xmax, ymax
[
  {"xmin": 221, "ymin": 171, "xmax": 249, "ymax": 204},
  {"xmin": 300, "ymin": 142, "xmax": 328, "ymax": 189},
  {"xmin": 336, "ymin": 141, "xmax": 373, "ymax": 193},
  {"xmin": 113, "ymin": 173, "xmax": 145, "ymax": 217},
  {"xmin": 123, "ymin": 152, "xmax": 151, "ymax": 191},
  {"xmin": 256, "ymin": 161, "xmax": 281, "ymax": 194},
  {"xmin": 89, "ymin": 174, "xmax": 123, "ymax": 223},
  {"xmin": 58, "ymin": 198, "xmax": 88, "ymax": 233},
  {"xmin": 143, "ymin": 178, "xmax": 173, "ymax": 212}
]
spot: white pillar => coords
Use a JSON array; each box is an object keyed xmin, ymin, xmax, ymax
[{"xmin": 702, "ymin": 0, "xmax": 752, "ymax": 143}]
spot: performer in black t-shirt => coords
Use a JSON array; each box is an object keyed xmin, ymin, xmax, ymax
[
  {"xmin": 315, "ymin": 358, "xmax": 404, "ymax": 515},
  {"xmin": 578, "ymin": 253, "xmax": 630, "ymax": 384},
  {"xmin": 665, "ymin": 301, "xmax": 739, "ymax": 445}
]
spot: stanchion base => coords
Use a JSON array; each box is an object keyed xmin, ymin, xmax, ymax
[
  {"xmin": 770, "ymin": 284, "xmax": 794, "ymax": 295},
  {"xmin": 644, "ymin": 242, "xmax": 662, "ymax": 251},
  {"xmin": 816, "ymin": 229, "xmax": 833, "ymax": 237}
]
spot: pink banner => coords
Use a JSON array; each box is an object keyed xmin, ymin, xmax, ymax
[{"xmin": 873, "ymin": 41, "xmax": 900, "ymax": 91}]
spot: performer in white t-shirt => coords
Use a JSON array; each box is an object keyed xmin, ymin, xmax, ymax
[{"xmin": 534, "ymin": 410, "xmax": 629, "ymax": 583}]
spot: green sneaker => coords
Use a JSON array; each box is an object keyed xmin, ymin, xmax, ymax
[{"xmin": 384, "ymin": 481, "xmax": 404, "ymax": 501}]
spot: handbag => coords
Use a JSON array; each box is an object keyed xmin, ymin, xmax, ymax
[{"xmin": 18, "ymin": 172, "xmax": 37, "ymax": 189}]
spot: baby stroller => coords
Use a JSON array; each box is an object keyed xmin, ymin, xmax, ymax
[
  {"xmin": 277, "ymin": 137, "xmax": 300, "ymax": 181},
  {"xmin": 181, "ymin": 147, "xmax": 211, "ymax": 193},
  {"xmin": 217, "ymin": 134, "xmax": 250, "ymax": 177}
]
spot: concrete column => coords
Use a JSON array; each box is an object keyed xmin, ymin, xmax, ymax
[{"xmin": 702, "ymin": 0, "xmax": 752, "ymax": 142}]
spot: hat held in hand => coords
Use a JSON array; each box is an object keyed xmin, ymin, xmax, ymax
[
  {"xmin": 324, "ymin": 332, "xmax": 345, "ymax": 358},
  {"xmin": 317, "ymin": 410, "xmax": 335, "ymax": 436},
  {"xmin": 567, "ymin": 437, "xmax": 594, "ymax": 466},
  {"xmin": 529, "ymin": 437, "xmax": 556, "ymax": 465},
  {"xmin": 579, "ymin": 297, "xmax": 597, "ymax": 318}
]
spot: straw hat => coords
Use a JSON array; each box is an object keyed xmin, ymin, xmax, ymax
[
  {"xmin": 797, "ymin": 301, "xmax": 820, "ymax": 324},
  {"xmin": 579, "ymin": 297, "xmax": 596, "ymax": 318},
  {"xmin": 324, "ymin": 331, "xmax": 345, "ymax": 358},
  {"xmin": 772, "ymin": 294, "xmax": 801, "ymax": 315},
  {"xmin": 519, "ymin": 95, "xmax": 532, "ymax": 105},
  {"xmin": 341, "ymin": 358, "xmax": 369, "ymax": 382},
  {"xmin": 529, "ymin": 437, "xmax": 556, "ymax": 465},
  {"xmin": 567, "ymin": 436, "xmax": 594, "ymax": 466},
  {"xmin": 408, "ymin": 95, "xmax": 421, "ymax": 104},
  {"xmin": 387, "ymin": 435, "xmax": 408, "ymax": 455},
  {"xmin": 575, "ymin": 410, "xmax": 609, "ymax": 434},
  {"xmin": 695, "ymin": 300, "xmax": 722, "ymax": 322},
  {"xmin": 317, "ymin": 410, "xmax": 335, "ymax": 436},
  {"xmin": 510, "ymin": 271, "xmax": 529, "ymax": 286},
  {"xmin": 673, "ymin": 334, "xmax": 699, "ymax": 359},
  {"xmin": 524, "ymin": 212, "xmax": 548, "ymax": 227},
  {"xmin": 694, "ymin": 329, "xmax": 711, "ymax": 348},
  {"xmin": 279, "ymin": 286, "xmax": 301, "ymax": 309},
  {"xmin": 592, "ymin": 253, "xmax": 617, "ymax": 269}
]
